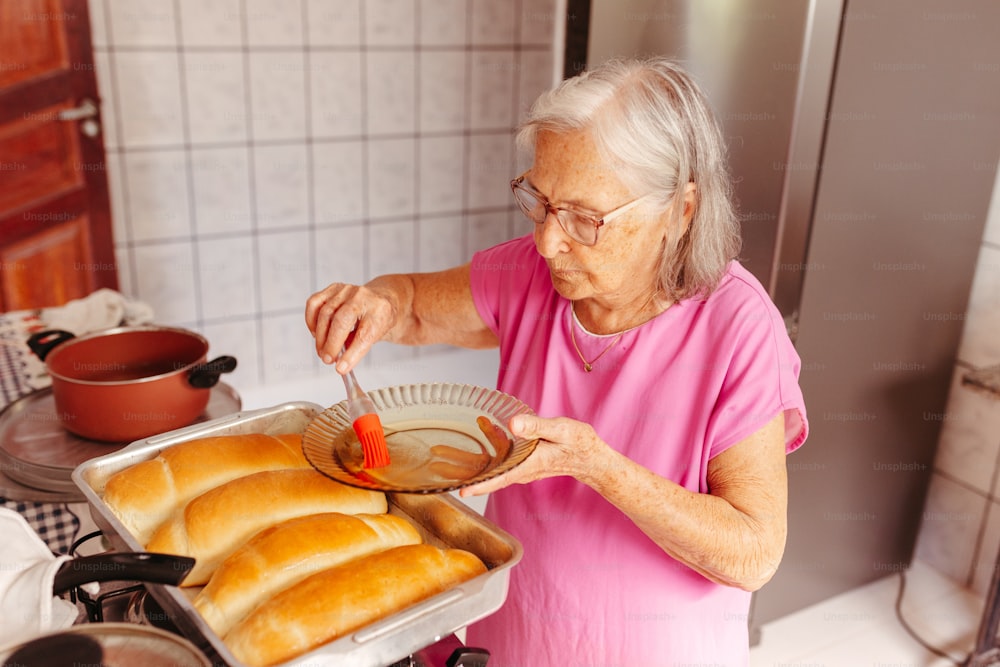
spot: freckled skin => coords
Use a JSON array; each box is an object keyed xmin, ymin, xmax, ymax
[{"xmin": 528, "ymin": 129, "xmax": 671, "ymax": 333}]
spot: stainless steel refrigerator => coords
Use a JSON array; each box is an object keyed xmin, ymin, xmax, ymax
[{"xmin": 572, "ymin": 0, "xmax": 1000, "ymax": 639}]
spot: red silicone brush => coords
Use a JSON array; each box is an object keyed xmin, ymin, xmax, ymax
[{"xmin": 341, "ymin": 360, "xmax": 390, "ymax": 469}]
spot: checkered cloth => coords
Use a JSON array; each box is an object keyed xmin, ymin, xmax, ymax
[
  {"xmin": 1, "ymin": 500, "xmax": 80, "ymax": 556},
  {"xmin": 0, "ymin": 310, "xmax": 81, "ymax": 555}
]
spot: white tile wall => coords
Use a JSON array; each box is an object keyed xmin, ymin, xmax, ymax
[
  {"xmin": 245, "ymin": 0, "xmax": 304, "ymax": 47},
  {"xmin": 107, "ymin": 0, "xmax": 176, "ymax": 48},
  {"xmin": 366, "ymin": 0, "xmax": 417, "ymax": 46},
  {"xmin": 365, "ymin": 52, "xmax": 417, "ymax": 135},
  {"xmin": 115, "ymin": 53, "xmax": 185, "ymax": 147},
  {"xmin": 471, "ymin": 0, "xmax": 517, "ymax": 45},
  {"xmin": 916, "ymin": 166, "xmax": 1000, "ymax": 597},
  {"xmin": 419, "ymin": 135, "xmax": 467, "ymax": 215},
  {"xmin": 248, "ymin": 52, "xmax": 308, "ymax": 141},
  {"xmin": 467, "ymin": 132, "xmax": 515, "ymax": 208},
  {"xmin": 91, "ymin": 0, "xmax": 559, "ymax": 389},
  {"xmin": 122, "ymin": 150, "xmax": 192, "ymax": 241},
  {"xmin": 932, "ymin": 371, "xmax": 1000, "ymax": 495},
  {"xmin": 313, "ymin": 224, "xmax": 366, "ymax": 291},
  {"xmin": 974, "ymin": 504, "xmax": 1000, "ymax": 595},
  {"xmin": 259, "ymin": 312, "xmax": 320, "ymax": 383},
  {"xmin": 917, "ymin": 474, "xmax": 987, "ymax": 584},
  {"xmin": 189, "ymin": 147, "xmax": 253, "ymax": 235},
  {"xmin": 418, "ymin": 52, "xmax": 467, "ymax": 132},
  {"xmin": 181, "ymin": 52, "xmax": 248, "ymax": 144},
  {"xmin": 311, "ymin": 140, "xmax": 365, "ymax": 223},
  {"xmin": 130, "ymin": 242, "xmax": 199, "ymax": 323},
  {"xmin": 367, "ymin": 138, "xmax": 417, "ymax": 218},
  {"xmin": 308, "ymin": 51, "xmax": 364, "ymax": 138},
  {"xmin": 304, "ymin": 0, "xmax": 361, "ymax": 47},
  {"xmin": 419, "ymin": 0, "xmax": 467, "ymax": 46},
  {"xmin": 252, "ymin": 144, "xmax": 309, "ymax": 229},
  {"xmin": 197, "ymin": 235, "xmax": 258, "ymax": 319},
  {"xmin": 469, "ymin": 52, "xmax": 519, "ymax": 130},
  {"xmin": 520, "ymin": 3, "xmax": 558, "ymax": 45},
  {"xmin": 419, "ymin": 215, "xmax": 467, "ymax": 271},
  {"xmin": 177, "ymin": 0, "xmax": 243, "ymax": 47},
  {"xmin": 256, "ymin": 229, "xmax": 313, "ymax": 312}
]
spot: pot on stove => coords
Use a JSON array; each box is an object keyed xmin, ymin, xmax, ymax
[
  {"xmin": 27, "ymin": 326, "xmax": 236, "ymax": 442},
  {"xmin": 1, "ymin": 623, "xmax": 211, "ymax": 667},
  {"xmin": 1, "ymin": 550, "xmax": 206, "ymax": 667}
]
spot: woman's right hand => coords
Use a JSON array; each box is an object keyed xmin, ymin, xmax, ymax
[{"xmin": 304, "ymin": 281, "xmax": 399, "ymax": 373}]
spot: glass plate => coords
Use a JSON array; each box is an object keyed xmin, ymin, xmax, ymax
[{"xmin": 302, "ymin": 383, "xmax": 538, "ymax": 493}]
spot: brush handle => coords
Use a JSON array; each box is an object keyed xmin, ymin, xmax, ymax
[{"xmin": 342, "ymin": 366, "xmax": 377, "ymax": 420}]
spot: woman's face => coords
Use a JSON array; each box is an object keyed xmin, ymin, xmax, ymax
[{"xmin": 527, "ymin": 129, "xmax": 671, "ymax": 307}]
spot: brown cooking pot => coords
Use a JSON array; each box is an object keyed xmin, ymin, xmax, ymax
[{"xmin": 27, "ymin": 326, "xmax": 237, "ymax": 443}]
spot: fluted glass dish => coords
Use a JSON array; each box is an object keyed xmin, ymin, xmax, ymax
[{"xmin": 302, "ymin": 383, "xmax": 538, "ymax": 493}]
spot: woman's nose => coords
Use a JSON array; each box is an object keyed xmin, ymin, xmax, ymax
[{"xmin": 535, "ymin": 210, "xmax": 570, "ymax": 258}]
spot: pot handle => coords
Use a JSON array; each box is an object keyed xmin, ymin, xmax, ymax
[
  {"xmin": 187, "ymin": 355, "xmax": 238, "ymax": 389},
  {"xmin": 52, "ymin": 552, "xmax": 196, "ymax": 595},
  {"xmin": 26, "ymin": 329, "xmax": 76, "ymax": 361}
]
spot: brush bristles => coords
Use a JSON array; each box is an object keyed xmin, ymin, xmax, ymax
[{"xmin": 354, "ymin": 413, "xmax": 390, "ymax": 469}]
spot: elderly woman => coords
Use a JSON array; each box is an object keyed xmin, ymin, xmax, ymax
[{"xmin": 305, "ymin": 57, "xmax": 807, "ymax": 665}]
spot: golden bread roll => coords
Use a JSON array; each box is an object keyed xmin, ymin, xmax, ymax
[
  {"xmin": 146, "ymin": 469, "xmax": 387, "ymax": 586},
  {"xmin": 225, "ymin": 544, "xmax": 487, "ymax": 667},
  {"xmin": 193, "ymin": 512, "xmax": 421, "ymax": 637},
  {"xmin": 102, "ymin": 433, "xmax": 309, "ymax": 545}
]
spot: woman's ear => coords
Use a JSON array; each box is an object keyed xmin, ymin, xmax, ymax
[
  {"xmin": 668, "ymin": 182, "xmax": 697, "ymax": 238},
  {"xmin": 682, "ymin": 182, "xmax": 698, "ymax": 224}
]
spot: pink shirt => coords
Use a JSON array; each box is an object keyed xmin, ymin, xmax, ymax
[{"xmin": 465, "ymin": 235, "xmax": 808, "ymax": 666}]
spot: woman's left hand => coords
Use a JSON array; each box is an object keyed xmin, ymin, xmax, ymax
[
  {"xmin": 462, "ymin": 410, "xmax": 790, "ymax": 591},
  {"xmin": 460, "ymin": 414, "xmax": 610, "ymax": 497}
]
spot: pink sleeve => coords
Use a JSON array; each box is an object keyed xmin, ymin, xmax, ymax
[
  {"xmin": 707, "ymin": 284, "xmax": 809, "ymax": 459},
  {"xmin": 468, "ymin": 235, "xmax": 542, "ymax": 341}
]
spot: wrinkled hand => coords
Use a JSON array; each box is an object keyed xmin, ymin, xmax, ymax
[
  {"xmin": 304, "ymin": 282, "xmax": 397, "ymax": 372},
  {"xmin": 460, "ymin": 414, "xmax": 609, "ymax": 497}
]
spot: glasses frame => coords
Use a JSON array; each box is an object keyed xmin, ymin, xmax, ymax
[{"xmin": 510, "ymin": 173, "xmax": 653, "ymax": 246}]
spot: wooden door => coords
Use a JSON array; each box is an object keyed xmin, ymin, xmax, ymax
[{"xmin": 0, "ymin": 0, "xmax": 116, "ymax": 311}]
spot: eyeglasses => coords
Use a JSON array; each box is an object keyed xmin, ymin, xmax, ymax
[{"xmin": 510, "ymin": 173, "xmax": 654, "ymax": 246}]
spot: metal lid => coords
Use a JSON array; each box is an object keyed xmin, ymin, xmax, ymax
[
  {"xmin": 0, "ymin": 384, "xmax": 241, "ymax": 499},
  {"xmin": 2, "ymin": 623, "xmax": 212, "ymax": 667}
]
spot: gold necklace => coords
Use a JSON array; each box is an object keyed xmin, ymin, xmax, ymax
[
  {"xmin": 568, "ymin": 293, "xmax": 661, "ymax": 372},
  {"xmin": 569, "ymin": 321, "xmax": 624, "ymax": 372}
]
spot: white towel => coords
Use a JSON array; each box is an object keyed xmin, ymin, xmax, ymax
[
  {"xmin": 39, "ymin": 288, "xmax": 154, "ymax": 335},
  {"xmin": 0, "ymin": 508, "xmax": 77, "ymax": 651}
]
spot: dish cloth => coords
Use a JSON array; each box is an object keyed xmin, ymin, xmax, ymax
[
  {"xmin": 39, "ymin": 287, "xmax": 154, "ymax": 335},
  {"xmin": 0, "ymin": 508, "xmax": 78, "ymax": 651}
]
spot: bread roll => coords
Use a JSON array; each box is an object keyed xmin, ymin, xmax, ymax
[
  {"xmin": 146, "ymin": 469, "xmax": 387, "ymax": 586},
  {"xmin": 102, "ymin": 433, "xmax": 309, "ymax": 544},
  {"xmin": 225, "ymin": 544, "xmax": 487, "ymax": 667},
  {"xmin": 193, "ymin": 512, "xmax": 421, "ymax": 636}
]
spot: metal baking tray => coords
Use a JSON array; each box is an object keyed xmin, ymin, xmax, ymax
[{"xmin": 71, "ymin": 401, "xmax": 522, "ymax": 667}]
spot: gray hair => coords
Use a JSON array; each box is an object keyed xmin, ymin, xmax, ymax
[{"xmin": 517, "ymin": 57, "xmax": 742, "ymax": 301}]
